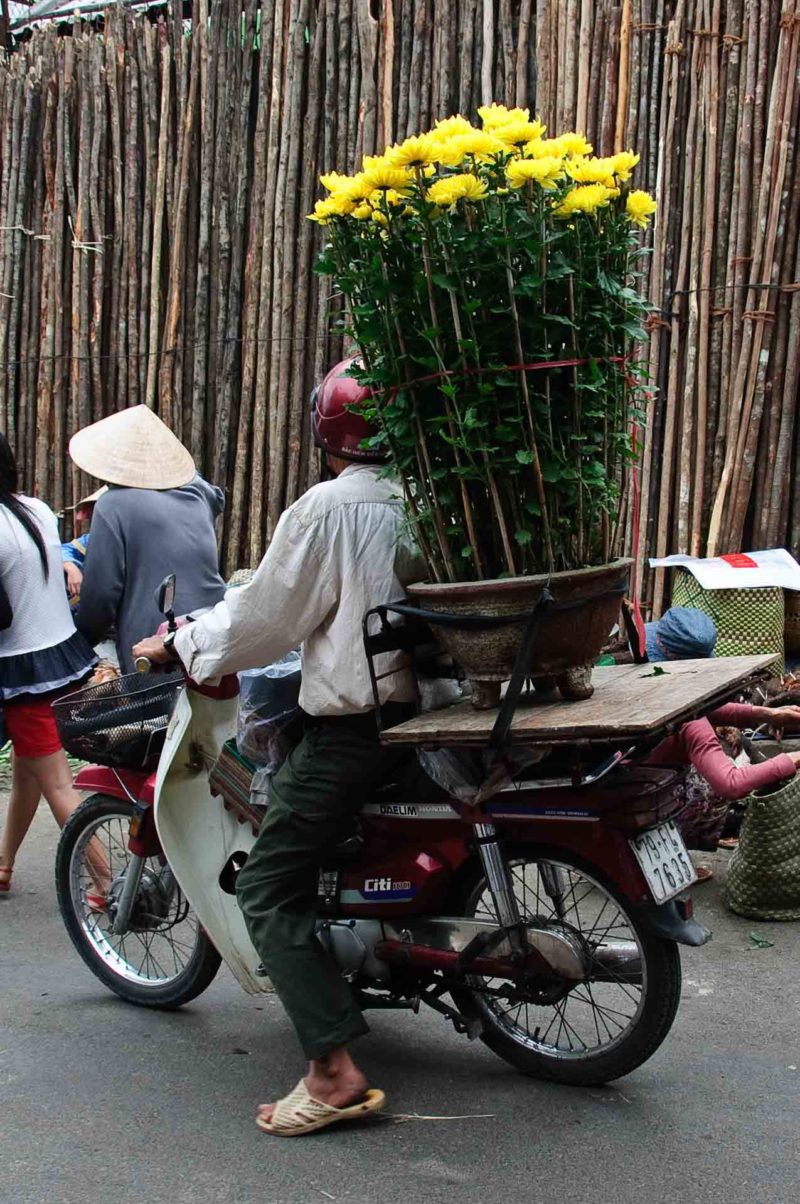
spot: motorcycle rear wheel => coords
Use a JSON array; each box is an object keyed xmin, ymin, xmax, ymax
[
  {"xmin": 56, "ymin": 794, "xmax": 221, "ymax": 1009},
  {"xmin": 448, "ymin": 850, "xmax": 682, "ymax": 1086}
]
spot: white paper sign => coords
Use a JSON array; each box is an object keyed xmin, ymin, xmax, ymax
[{"xmin": 648, "ymin": 548, "xmax": 800, "ymax": 591}]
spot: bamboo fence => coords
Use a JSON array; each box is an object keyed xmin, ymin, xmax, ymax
[{"xmin": 0, "ymin": 1, "xmax": 798, "ymax": 603}]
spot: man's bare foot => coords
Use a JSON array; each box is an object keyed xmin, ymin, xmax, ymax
[{"xmin": 257, "ymin": 1047, "xmax": 368, "ymax": 1123}]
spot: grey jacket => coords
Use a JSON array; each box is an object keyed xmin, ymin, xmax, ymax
[{"xmin": 77, "ymin": 476, "xmax": 226, "ymax": 674}]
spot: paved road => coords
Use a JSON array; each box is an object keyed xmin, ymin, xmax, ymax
[{"xmin": 2, "ymin": 789, "xmax": 798, "ymax": 1204}]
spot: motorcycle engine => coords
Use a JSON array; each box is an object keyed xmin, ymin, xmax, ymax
[{"xmin": 316, "ymin": 919, "xmax": 391, "ymax": 985}]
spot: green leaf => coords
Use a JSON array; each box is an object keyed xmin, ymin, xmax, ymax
[
  {"xmin": 431, "ymin": 273, "xmax": 457, "ymax": 291},
  {"xmin": 515, "ymin": 449, "xmax": 534, "ymax": 465},
  {"xmin": 641, "ymin": 666, "xmax": 668, "ymax": 678},
  {"xmin": 514, "ymin": 529, "xmax": 533, "ymax": 546},
  {"xmin": 748, "ymin": 932, "xmax": 775, "ymax": 949}
]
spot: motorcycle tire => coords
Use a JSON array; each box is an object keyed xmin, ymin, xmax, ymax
[
  {"xmin": 56, "ymin": 793, "xmax": 221, "ymax": 1009},
  {"xmin": 447, "ymin": 849, "xmax": 682, "ymax": 1086}
]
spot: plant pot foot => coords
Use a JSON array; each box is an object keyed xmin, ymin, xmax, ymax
[
  {"xmin": 532, "ymin": 675, "xmax": 558, "ymax": 699},
  {"xmin": 470, "ymin": 679, "xmax": 502, "ymax": 710},
  {"xmin": 557, "ymin": 665, "xmax": 594, "ymax": 701}
]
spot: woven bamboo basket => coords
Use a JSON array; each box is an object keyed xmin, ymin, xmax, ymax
[
  {"xmin": 671, "ymin": 570, "xmax": 784, "ymax": 676},
  {"xmin": 724, "ymin": 773, "xmax": 800, "ymax": 921},
  {"xmin": 784, "ymin": 590, "xmax": 800, "ymax": 657}
]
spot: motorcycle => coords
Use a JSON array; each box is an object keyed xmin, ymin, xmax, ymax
[{"xmin": 56, "ymin": 575, "xmax": 710, "ymax": 1087}]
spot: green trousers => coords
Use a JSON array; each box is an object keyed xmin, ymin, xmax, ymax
[{"xmin": 235, "ymin": 705, "xmax": 413, "ymax": 1061}]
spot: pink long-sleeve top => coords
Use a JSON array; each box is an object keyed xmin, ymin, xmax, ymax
[{"xmin": 645, "ymin": 703, "xmax": 796, "ymax": 800}]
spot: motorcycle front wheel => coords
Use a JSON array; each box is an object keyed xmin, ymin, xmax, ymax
[
  {"xmin": 448, "ymin": 851, "xmax": 682, "ymax": 1086},
  {"xmin": 56, "ymin": 794, "xmax": 221, "ymax": 1008}
]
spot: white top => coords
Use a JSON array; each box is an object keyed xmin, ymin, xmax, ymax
[
  {"xmin": 0, "ymin": 496, "xmax": 76, "ymax": 656},
  {"xmin": 176, "ymin": 465, "xmax": 425, "ymax": 715}
]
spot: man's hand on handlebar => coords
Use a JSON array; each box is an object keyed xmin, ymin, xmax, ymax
[{"xmin": 132, "ymin": 634, "xmax": 178, "ymax": 667}]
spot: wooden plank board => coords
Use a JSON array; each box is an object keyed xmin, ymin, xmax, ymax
[{"xmin": 381, "ymin": 655, "xmax": 778, "ymax": 747}]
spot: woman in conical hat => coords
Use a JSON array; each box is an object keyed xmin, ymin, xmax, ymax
[{"xmin": 69, "ymin": 406, "xmax": 226, "ymax": 674}]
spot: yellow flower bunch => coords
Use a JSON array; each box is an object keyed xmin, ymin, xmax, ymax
[
  {"xmin": 506, "ymin": 156, "xmax": 564, "ymax": 191},
  {"xmin": 625, "ymin": 189, "xmax": 657, "ymax": 227},
  {"xmin": 309, "ymin": 105, "xmax": 651, "ymax": 239}
]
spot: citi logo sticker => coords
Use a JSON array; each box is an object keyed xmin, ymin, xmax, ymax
[
  {"xmin": 365, "ymin": 877, "xmax": 393, "ymax": 893},
  {"xmin": 362, "ymin": 877, "xmax": 414, "ymax": 900}
]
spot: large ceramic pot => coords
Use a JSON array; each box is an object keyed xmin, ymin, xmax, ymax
[{"xmin": 406, "ymin": 558, "xmax": 633, "ymax": 709}]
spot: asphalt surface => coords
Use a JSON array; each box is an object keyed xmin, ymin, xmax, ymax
[{"xmin": 2, "ymin": 786, "xmax": 798, "ymax": 1204}]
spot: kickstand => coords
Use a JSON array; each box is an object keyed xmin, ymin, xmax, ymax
[{"xmin": 417, "ymin": 983, "xmax": 482, "ymax": 1041}]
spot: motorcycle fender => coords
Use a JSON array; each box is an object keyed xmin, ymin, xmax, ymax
[
  {"xmin": 154, "ymin": 685, "xmax": 268, "ymax": 995},
  {"xmin": 636, "ymin": 898, "xmax": 712, "ymax": 947}
]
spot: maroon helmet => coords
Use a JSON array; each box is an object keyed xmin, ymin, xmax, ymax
[{"xmin": 310, "ymin": 357, "xmax": 386, "ymax": 463}]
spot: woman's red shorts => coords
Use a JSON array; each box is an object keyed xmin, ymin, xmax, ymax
[{"xmin": 4, "ymin": 695, "xmax": 63, "ymax": 758}]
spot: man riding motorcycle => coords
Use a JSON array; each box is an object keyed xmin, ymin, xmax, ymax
[{"xmin": 133, "ymin": 360, "xmax": 424, "ymax": 1137}]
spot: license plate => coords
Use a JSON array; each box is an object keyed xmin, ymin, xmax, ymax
[{"xmin": 630, "ymin": 821, "xmax": 697, "ymax": 903}]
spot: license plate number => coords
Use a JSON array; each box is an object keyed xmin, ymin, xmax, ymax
[{"xmin": 630, "ymin": 821, "xmax": 697, "ymax": 903}]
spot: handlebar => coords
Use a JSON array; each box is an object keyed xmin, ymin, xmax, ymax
[{"xmin": 134, "ymin": 656, "xmax": 152, "ymax": 674}]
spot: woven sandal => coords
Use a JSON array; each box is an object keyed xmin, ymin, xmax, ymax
[{"xmin": 256, "ymin": 1079, "xmax": 385, "ymax": 1137}]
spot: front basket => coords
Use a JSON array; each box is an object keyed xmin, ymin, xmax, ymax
[{"xmin": 53, "ymin": 670, "xmax": 183, "ymax": 770}]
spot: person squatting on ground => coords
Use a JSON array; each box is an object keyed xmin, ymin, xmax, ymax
[
  {"xmin": 133, "ymin": 360, "xmax": 426, "ymax": 1138},
  {"xmin": 643, "ymin": 608, "xmax": 800, "ymax": 879},
  {"xmin": 0, "ymin": 434, "xmax": 97, "ymax": 894}
]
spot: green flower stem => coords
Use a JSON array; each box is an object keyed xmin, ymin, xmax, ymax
[
  {"xmin": 567, "ymin": 274, "xmax": 585, "ymax": 565},
  {"xmin": 500, "ymin": 209, "xmax": 555, "ymax": 573},
  {"xmin": 415, "ymin": 180, "xmax": 510, "ymax": 578}
]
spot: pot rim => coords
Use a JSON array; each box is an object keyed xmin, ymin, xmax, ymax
[{"xmin": 407, "ymin": 557, "xmax": 634, "ymax": 598}]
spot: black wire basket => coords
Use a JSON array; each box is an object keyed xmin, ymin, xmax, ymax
[{"xmin": 53, "ymin": 671, "xmax": 183, "ymax": 770}]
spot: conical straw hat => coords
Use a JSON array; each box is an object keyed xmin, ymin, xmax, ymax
[
  {"xmin": 76, "ymin": 485, "xmax": 108, "ymax": 509},
  {"xmin": 69, "ymin": 406, "xmax": 196, "ymax": 490}
]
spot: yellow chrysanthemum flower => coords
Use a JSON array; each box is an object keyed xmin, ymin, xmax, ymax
[
  {"xmin": 361, "ymin": 161, "xmax": 413, "ymax": 192},
  {"xmin": 478, "ymin": 103, "xmax": 532, "ymax": 128},
  {"xmin": 494, "ymin": 119, "xmax": 547, "ymax": 149},
  {"xmin": 431, "ymin": 114, "xmax": 474, "ymax": 138},
  {"xmin": 371, "ymin": 209, "xmax": 388, "ymax": 227},
  {"xmin": 437, "ymin": 129, "xmax": 504, "ymax": 166},
  {"xmin": 554, "ymin": 183, "xmax": 615, "ymax": 218},
  {"xmin": 352, "ymin": 202, "xmax": 373, "ymax": 220},
  {"xmin": 385, "ymin": 133, "xmax": 440, "ymax": 168},
  {"xmin": 625, "ymin": 189, "xmax": 657, "ymax": 227},
  {"xmin": 506, "ymin": 155, "xmax": 564, "ymax": 191},
  {"xmin": 566, "ymin": 156, "xmax": 617, "ymax": 186},
  {"xmin": 308, "ymin": 197, "xmax": 339, "ymax": 224},
  {"xmin": 325, "ymin": 190, "xmax": 357, "ymax": 216},
  {"xmin": 556, "ymin": 132, "xmax": 594, "ymax": 158},
  {"xmin": 427, "ymin": 172, "xmax": 488, "ymax": 208},
  {"xmin": 319, "ymin": 170, "xmax": 352, "ymax": 193},
  {"xmin": 610, "ymin": 150, "xmax": 640, "ymax": 181},
  {"xmin": 369, "ymin": 187, "xmax": 410, "ymax": 209}
]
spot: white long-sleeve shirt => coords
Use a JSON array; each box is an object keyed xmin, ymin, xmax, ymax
[{"xmin": 174, "ymin": 464, "xmax": 425, "ymax": 716}]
